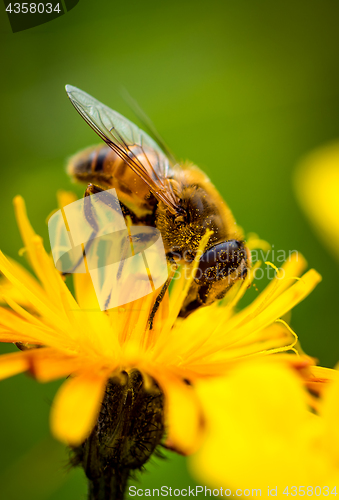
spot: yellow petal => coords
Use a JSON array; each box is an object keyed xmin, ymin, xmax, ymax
[
  {"xmin": 50, "ymin": 368, "xmax": 109, "ymax": 445},
  {"xmin": 0, "ymin": 332, "xmax": 42, "ymax": 344},
  {"xmin": 72, "ymin": 273, "xmax": 122, "ymax": 357},
  {"xmin": 0, "ymin": 254, "xmax": 49, "ymax": 310},
  {"xmin": 13, "ymin": 197, "xmax": 79, "ymax": 314},
  {"xmin": 154, "ymin": 371, "xmax": 203, "ymax": 454},
  {"xmin": 57, "ymin": 190, "xmax": 77, "ymax": 209},
  {"xmin": 0, "ymin": 307, "xmax": 64, "ymax": 347},
  {"xmin": 246, "ymin": 232, "xmax": 271, "ymax": 252},
  {"xmin": 172, "ymin": 269, "xmax": 321, "ymax": 371},
  {"xmin": 0, "ymin": 350, "xmax": 30, "ymax": 379},
  {"xmin": 0, "ymin": 347, "xmax": 83, "ymax": 382},
  {"xmin": 190, "ymin": 359, "xmax": 329, "ymax": 491},
  {"xmin": 305, "ymin": 366, "xmax": 339, "ymax": 396},
  {"xmin": 218, "ymin": 268, "xmax": 321, "ymax": 346},
  {"xmin": 256, "ymin": 252, "xmax": 308, "ymax": 307},
  {"xmin": 295, "ymin": 141, "xmax": 339, "ymax": 260},
  {"xmin": 26, "ymin": 349, "xmax": 85, "ymax": 382},
  {"xmin": 321, "ymin": 367, "xmax": 339, "ymax": 459},
  {"xmin": 0, "ymin": 251, "xmax": 84, "ymax": 350},
  {"xmin": 13, "ymin": 196, "xmax": 49, "ymax": 286},
  {"xmin": 73, "ymin": 272, "xmax": 100, "ymax": 311},
  {"xmin": 0, "ymin": 277, "xmax": 32, "ymax": 308}
]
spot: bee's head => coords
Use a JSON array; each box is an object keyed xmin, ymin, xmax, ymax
[
  {"xmin": 196, "ymin": 240, "xmax": 249, "ymax": 284},
  {"xmin": 179, "ymin": 239, "xmax": 250, "ymax": 317}
]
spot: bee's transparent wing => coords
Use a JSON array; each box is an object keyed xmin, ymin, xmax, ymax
[{"xmin": 66, "ymin": 85, "xmax": 181, "ymax": 214}]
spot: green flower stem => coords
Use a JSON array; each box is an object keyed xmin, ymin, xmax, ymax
[{"xmin": 88, "ymin": 468, "xmax": 130, "ymax": 500}]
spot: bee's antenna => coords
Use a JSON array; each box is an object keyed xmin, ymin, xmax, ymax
[{"xmin": 121, "ymin": 87, "xmax": 178, "ymax": 165}]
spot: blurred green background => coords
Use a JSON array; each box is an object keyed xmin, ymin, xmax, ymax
[{"xmin": 1, "ymin": 0, "xmax": 339, "ymax": 498}]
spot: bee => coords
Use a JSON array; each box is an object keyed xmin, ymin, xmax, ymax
[{"xmin": 65, "ymin": 85, "xmax": 250, "ymax": 319}]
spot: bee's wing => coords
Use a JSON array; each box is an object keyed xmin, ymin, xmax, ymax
[{"xmin": 66, "ymin": 85, "xmax": 181, "ymax": 215}]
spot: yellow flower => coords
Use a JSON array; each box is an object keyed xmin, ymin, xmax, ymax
[
  {"xmin": 190, "ymin": 358, "xmax": 339, "ymax": 496},
  {"xmin": 295, "ymin": 141, "xmax": 339, "ymax": 260},
  {"xmin": 0, "ymin": 195, "xmax": 321, "ymax": 454},
  {"xmin": 187, "ymin": 142, "xmax": 339, "ymax": 497}
]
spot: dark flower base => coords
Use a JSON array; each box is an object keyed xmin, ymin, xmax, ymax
[{"xmin": 71, "ymin": 370, "xmax": 164, "ymax": 500}]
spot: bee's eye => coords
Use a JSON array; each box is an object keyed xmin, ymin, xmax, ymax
[{"xmin": 196, "ymin": 240, "xmax": 247, "ymax": 284}]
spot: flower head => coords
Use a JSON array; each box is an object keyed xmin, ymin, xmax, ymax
[
  {"xmin": 295, "ymin": 141, "xmax": 339, "ymax": 261},
  {"xmin": 190, "ymin": 358, "xmax": 339, "ymax": 492},
  {"xmin": 0, "ymin": 195, "xmax": 321, "ymax": 455}
]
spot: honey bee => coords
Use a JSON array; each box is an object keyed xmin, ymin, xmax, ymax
[{"xmin": 65, "ymin": 85, "xmax": 250, "ymax": 319}]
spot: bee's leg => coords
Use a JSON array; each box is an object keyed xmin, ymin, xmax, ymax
[
  {"xmin": 82, "ymin": 183, "xmax": 102, "ymax": 234},
  {"xmin": 103, "ymin": 237, "xmax": 131, "ymax": 311},
  {"xmin": 148, "ymin": 255, "xmax": 177, "ymax": 330},
  {"xmin": 61, "ymin": 184, "xmax": 101, "ymax": 277},
  {"xmin": 62, "ymin": 183, "xmax": 132, "ymax": 277},
  {"xmin": 84, "ymin": 183, "xmax": 136, "ymax": 222},
  {"xmin": 83, "ymin": 182, "xmax": 139, "ymax": 280},
  {"xmin": 83, "ymin": 184, "xmax": 140, "ymax": 311},
  {"xmin": 148, "ymin": 277, "xmax": 172, "ymax": 330}
]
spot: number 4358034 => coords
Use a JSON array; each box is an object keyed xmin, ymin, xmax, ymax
[
  {"xmin": 283, "ymin": 486, "xmax": 337, "ymax": 496},
  {"xmin": 6, "ymin": 3, "xmax": 61, "ymax": 14}
]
